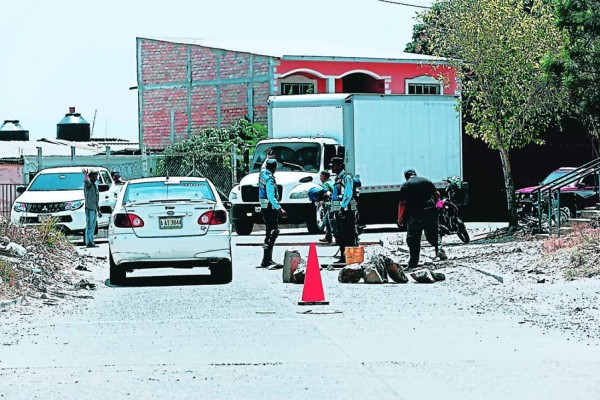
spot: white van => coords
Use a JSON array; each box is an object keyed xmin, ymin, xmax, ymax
[{"xmin": 11, "ymin": 166, "xmax": 120, "ymax": 234}]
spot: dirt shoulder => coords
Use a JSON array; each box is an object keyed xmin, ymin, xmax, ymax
[
  {"xmin": 377, "ymin": 225, "xmax": 600, "ymax": 340},
  {"xmin": 0, "ymin": 217, "xmax": 101, "ymax": 310}
]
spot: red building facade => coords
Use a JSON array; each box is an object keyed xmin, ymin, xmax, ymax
[{"xmin": 137, "ymin": 38, "xmax": 458, "ymax": 150}]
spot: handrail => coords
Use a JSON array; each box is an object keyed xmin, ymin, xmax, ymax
[
  {"xmin": 531, "ymin": 157, "xmax": 600, "ymax": 195},
  {"xmin": 547, "ymin": 165, "xmax": 600, "ymax": 192},
  {"xmin": 530, "ymin": 156, "xmax": 600, "ymax": 235}
]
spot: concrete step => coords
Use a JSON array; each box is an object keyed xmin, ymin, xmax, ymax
[{"xmin": 579, "ymin": 209, "xmax": 600, "ymax": 220}]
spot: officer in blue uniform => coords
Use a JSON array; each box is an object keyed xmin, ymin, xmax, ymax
[
  {"xmin": 330, "ymin": 157, "xmax": 357, "ymax": 264},
  {"xmin": 258, "ymin": 158, "xmax": 287, "ymax": 268}
]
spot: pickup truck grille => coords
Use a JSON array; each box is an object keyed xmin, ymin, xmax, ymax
[
  {"xmin": 241, "ymin": 185, "xmax": 283, "ymax": 202},
  {"xmin": 26, "ymin": 202, "xmax": 66, "ymax": 213}
]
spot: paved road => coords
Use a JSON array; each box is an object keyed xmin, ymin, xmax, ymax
[{"xmin": 1, "ymin": 225, "xmax": 599, "ymax": 399}]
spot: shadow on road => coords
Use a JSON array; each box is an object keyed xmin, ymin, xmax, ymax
[{"xmin": 105, "ymin": 275, "xmax": 224, "ymax": 288}]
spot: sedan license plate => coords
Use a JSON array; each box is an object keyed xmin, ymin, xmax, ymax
[{"xmin": 159, "ymin": 217, "xmax": 182, "ymax": 229}]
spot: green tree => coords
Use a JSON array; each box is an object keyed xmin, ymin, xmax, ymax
[
  {"xmin": 424, "ymin": 0, "xmax": 567, "ymax": 227},
  {"xmin": 544, "ymin": 0, "xmax": 600, "ymax": 140},
  {"xmin": 155, "ymin": 118, "xmax": 267, "ymax": 193}
]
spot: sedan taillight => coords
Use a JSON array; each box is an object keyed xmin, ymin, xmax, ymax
[
  {"xmin": 114, "ymin": 213, "xmax": 145, "ymax": 228},
  {"xmin": 198, "ymin": 210, "xmax": 227, "ymax": 225}
]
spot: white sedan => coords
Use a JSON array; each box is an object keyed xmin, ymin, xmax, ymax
[{"xmin": 108, "ymin": 177, "xmax": 232, "ymax": 284}]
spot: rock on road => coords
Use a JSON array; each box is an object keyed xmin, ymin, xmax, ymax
[{"xmin": 1, "ymin": 225, "xmax": 600, "ymax": 400}]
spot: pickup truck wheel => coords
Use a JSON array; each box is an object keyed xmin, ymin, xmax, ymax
[
  {"xmin": 109, "ymin": 252, "xmax": 126, "ymax": 285},
  {"xmin": 306, "ymin": 210, "xmax": 324, "ymax": 234},
  {"xmin": 234, "ymin": 219, "xmax": 254, "ymax": 235},
  {"xmin": 211, "ymin": 260, "xmax": 233, "ymax": 284}
]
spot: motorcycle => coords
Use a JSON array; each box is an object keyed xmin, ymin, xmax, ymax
[{"xmin": 437, "ymin": 177, "xmax": 470, "ymax": 244}]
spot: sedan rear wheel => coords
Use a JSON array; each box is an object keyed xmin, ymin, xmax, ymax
[
  {"xmin": 211, "ymin": 260, "xmax": 232, "ymax": 284},
  {"xmin": 109, "ymin": 252, "xmax": 126, "ymax": 285}
]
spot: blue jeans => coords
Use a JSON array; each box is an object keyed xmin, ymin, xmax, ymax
[{"xmin": 85, "ymin": 208, "xmax": 97, "ymax": 245}]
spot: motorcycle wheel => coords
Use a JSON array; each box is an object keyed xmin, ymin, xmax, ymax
[{"xmin": 457, "ymin": 222, "xmax": 470, "ymax": 244}]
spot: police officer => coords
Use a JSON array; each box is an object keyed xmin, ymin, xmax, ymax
[
  {"xmin": 319, "ymin": 170, "xmax": 335, "ymax": 243},
  {"xmin": 258, "ymin": 158, "xmax": 287, "ymax": 268},
  {"xmin": 398, "ymin": 169, "xmax": 447, "ymax": 269},
  {"xmin": 330, "ymin": 157, "xmax": 357, "ymax": 264}
]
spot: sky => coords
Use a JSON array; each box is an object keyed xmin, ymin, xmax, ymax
[{"xmin": 0, "ymin": 0, "xmax": 433, "ymax": 143}]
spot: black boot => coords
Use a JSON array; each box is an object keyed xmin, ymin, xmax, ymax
[
  {"xmin": 337, "ymin": 246, "xmax": 346, "ymax": 264},
  {"xmin": 259, "ymin": 247, "xmax": 272, "ymax": 268}
]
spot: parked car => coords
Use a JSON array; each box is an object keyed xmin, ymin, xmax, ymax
[
  {"xmin": 10, "ymin": 166, "xmax": 119, "ymax": 234},
  {"xmin": 108, "ymin": 176, "xmax": 232, "ymax": 284},
  {"xmin": 516, "ymin": 167, "xmax": 599, "ymax": 217}
]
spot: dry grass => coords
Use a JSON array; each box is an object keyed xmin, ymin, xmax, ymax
[
  {"xmin": 0, "ymin": 216, "xmax": 77, "ymax": 300},
  {"xmin": 542, "ymin": 225, "xmax": 600, "ymax": 279}
]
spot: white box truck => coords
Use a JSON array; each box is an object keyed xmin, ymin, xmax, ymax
[{"xmin": 228, "ymin": 93, "xmax": 462, "ymax": 235}]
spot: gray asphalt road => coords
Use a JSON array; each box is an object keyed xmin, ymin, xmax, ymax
[{"xmin": 1, "ymin": 225, "xmax": 599, "ymax": 400}]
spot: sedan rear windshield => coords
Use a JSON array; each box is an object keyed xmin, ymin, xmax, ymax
[
  {"xmin": 28, "ymin": 173, "xmax": 84, "ymax": 191},
  {"xmin": 123, "ymin": 181, "xmax": 215, "ymax": 204}
]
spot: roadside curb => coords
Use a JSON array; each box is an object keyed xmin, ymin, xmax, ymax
[{"xmin": 0, "ymin": 297, "xmax": 24, "ymax": 310}]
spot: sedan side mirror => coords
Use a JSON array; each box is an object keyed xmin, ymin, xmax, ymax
[
  {"xmin": 98, "ymin": 184, "xmax": 110, "ymax": 192},
  {"xmin": 223, "ymin": 201, "xmax": 232, "ymax": 210},
  {"xmin": 16, "ymin": 186, "xmax": 25, "ymax": 195}
]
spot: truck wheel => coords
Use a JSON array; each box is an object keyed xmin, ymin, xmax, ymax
[
  {"xmin": 234, "ymin": 219, "xmax": 254, "ymax": 235},
  {"xmin": 306, "ymin": 210, "xmax": 324, "ymax": 234},
  {"xmin": 211, "ymin": 260, "xmax": 233, "ymax": 284},
  {"xmin": 109, "ymin": 252, "xmax": 126, "ymax": 285}
]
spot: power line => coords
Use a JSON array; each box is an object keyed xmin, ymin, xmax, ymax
[{"xmin": 377, "ymin": 0, "xmax": 432, "ymax": 9}]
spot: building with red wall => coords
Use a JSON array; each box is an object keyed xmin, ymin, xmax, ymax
[{"xmin": 137, "ymin": 37, "xmax": 458, "ymax": 150}]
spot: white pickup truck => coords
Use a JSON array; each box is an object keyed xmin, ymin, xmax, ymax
[
  {"xmin": 228, "ymin": 93, "xmax": 463, "ymax": 235},
  {"xmin": 11, "ymin": 166, "xmax": 121, "ymax": 234}
]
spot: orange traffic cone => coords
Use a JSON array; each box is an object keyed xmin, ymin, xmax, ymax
[{"xmin": 298, "ymin": 243, "xmax": 329, "ymax": 305}]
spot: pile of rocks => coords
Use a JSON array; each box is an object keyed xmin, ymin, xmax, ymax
[
  {"xmin": 338, "ymin": 253, "xmax": 445, "ymax": 284},
  {"xmin": 0, "ymin": 217, "xmax": 97, "ymax": 303}
]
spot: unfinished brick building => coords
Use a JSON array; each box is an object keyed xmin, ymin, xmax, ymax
[{"xmin": 136, "ymin": 37, "xmax": 457, "ymax": 150}]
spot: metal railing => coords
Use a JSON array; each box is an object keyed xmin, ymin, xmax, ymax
[
  {"xmin": 0, "ymin": 183, "xmax": 20, "ymax": 220},
  {"xmin": 530, "ymin": 157, "xmax": 600, "ymax": 235}
]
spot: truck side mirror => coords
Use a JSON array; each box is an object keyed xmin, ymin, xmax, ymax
[
  {"xmin": 16, "ymin": 186, "xmax": 25, "ymax": 195},
  {"xmin": 98, "ymin": 184, "xmax": 110, "ymax": 192},
  {"xmin": 223, "ymin": 201, "xmax": 232, "ymax": 210}
]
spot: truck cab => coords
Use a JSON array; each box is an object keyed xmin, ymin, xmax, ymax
[{"xmin": 229, "ymin": 137, "xmax": 343, "ymax": 235}]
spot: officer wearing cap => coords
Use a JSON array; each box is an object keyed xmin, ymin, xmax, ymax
[
  {"xmin": 330, "ymin": 157, "xmax": 357, "ymax": 264},
  {"xmin": 398, "ymin": 168, "xmax": 447, "ymax": 269},
  {"xmin": 83, "ymin": 168, "xmax": 102, "ymax": 248},
  {"xmin": 258, "ymin": 156, "xmax": 287, "ymax": 268}
]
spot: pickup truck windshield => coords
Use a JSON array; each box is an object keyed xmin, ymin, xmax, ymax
[
  {"xmin": 123, "ymin": 181, "xmax": 215, "ymax": 204},
  {"xmin": 28, "ymin": 173, "xmax": 85, "ymax": 191},
  {"xmin": 251, "ymin": 143, "xmax": 321, "ymax": 173},
  {"xmin": 541, "ymin": 170, "xmax": 570, "ymax": 185}
]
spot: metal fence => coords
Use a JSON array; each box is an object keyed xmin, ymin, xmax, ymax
[
  {"xmin": 0, "ymin": 184, "xmax": 19, "ymax": 220},
  {"xmin": 148, "ymin": 150, "xmax": 239, "ymax": 199},
  {"xmin": 0, "ymin": 146, "xmax": 247, "ymax": 209}
]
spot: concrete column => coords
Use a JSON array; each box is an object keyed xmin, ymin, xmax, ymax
[{"xmin": 327, "ymin": 77, "xmax": 336, "ymax": 93}]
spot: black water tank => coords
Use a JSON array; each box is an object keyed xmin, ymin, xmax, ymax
[
  {"xmin": 57, "ymin": 107, "xmax": 90, "ymax": 141},
  {"xmin": 0, "ymin": 120, "xmax": 29, "ymax": 141}
]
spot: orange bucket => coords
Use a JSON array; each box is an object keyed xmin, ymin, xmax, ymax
[{"xmin": 345, "ymin": 246, "xmax": 364, "ymax": 264}]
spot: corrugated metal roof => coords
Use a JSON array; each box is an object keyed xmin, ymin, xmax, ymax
[
  {"xmin": 142, "ymin": 37, "xmax": 447, "ymax": 63},
  {"xmin": 0, "ymin": 138, "xmax": 139, "ymax": 159}
]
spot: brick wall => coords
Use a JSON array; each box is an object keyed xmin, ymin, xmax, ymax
[{"xmin": 138, "ymin": 38, "xmax": 273, "ymax": 150}]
